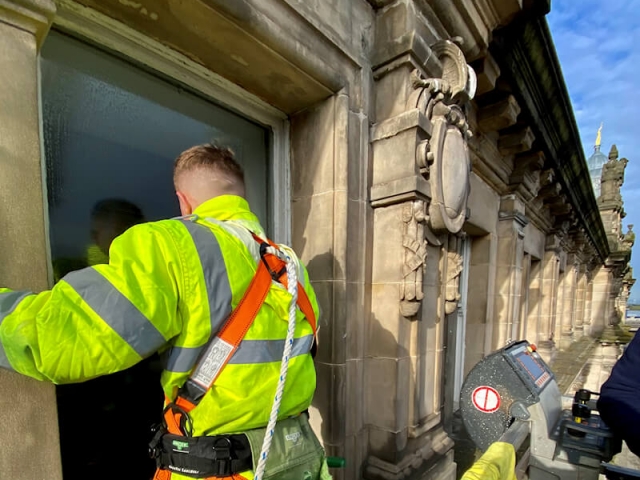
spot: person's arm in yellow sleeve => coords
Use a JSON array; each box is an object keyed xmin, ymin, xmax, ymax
[
  {"xmin": 0, "ymin": 223, "xmax": 183, "ymax": 384},
  {"xmin": 461, "ymin": 442, "xmax": 518, "ymax": 480}
]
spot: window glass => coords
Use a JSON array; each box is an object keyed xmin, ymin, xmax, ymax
[
  {"xmin": 42, "ymin": 31, "xmax": 269, "ymax": 278},
  {"xmin": 40, "ymin": 31, "xmax": 270, "ymax": 479}
]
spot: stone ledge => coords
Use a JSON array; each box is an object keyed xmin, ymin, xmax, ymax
[
  {"xmin": 370, "ymin": 175, "xmax": 431, "ymax": 208},
  {"xmin": 371, "ymin": 109, "xmax": 432, "ymax": 142}
]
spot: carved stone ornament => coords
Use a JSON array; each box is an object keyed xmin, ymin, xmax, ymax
[
  {"xmin": 408, "ymin": 40, "xmax": 476, "ymax": 235},
  {"xmin": 445, "ymin": 248, "xmax": 463, "ymax": 314},
  {"xmin": 400, "ymin": 200, "xmax": 428, "ymax": 318}
]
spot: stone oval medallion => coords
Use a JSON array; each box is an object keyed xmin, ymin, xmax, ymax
[
  {"xmin": 428, "ymin": 106, "xmax": 470, "ymax": 234},
  {"xmin": 442, "ymin": 125, "xmax": 467, "ymax": 216}
]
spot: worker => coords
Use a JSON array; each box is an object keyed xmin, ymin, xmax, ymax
[
  {"xmin": 597, "ymin": 330, "xmax": 640, "ymax": 457},
  {"xmin": 0, "ymin": 144, "xmax": 327, "ymax": 480}
]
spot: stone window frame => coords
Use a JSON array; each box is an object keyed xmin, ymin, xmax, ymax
[{"xmin": 43, "ymin": 0, "xmax": 293, "ymax": 245}]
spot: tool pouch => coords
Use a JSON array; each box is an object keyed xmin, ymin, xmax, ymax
[{"xmin": 243, "ymin": 414, "xmax": 327, "ymax": 480}]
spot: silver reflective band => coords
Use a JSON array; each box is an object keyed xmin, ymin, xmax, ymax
[
  {"xmin": 191, "ymin": 336, "xmax": 235, "ymax": 389},
  {"xmin": 0, "ymin": 290, "xmax": 31, "ymax": 324},
  {"xmin": 165, "ymin": 221, "xmax": 233, "ymax": 373},
  {"xmin": 0, "ymin": 291, "xmax": 30, "ymax": 371},
  {"xmin": 229, "ymin": 334, "xmax": 314, "ymax": 364},
  {"xmin": 179, "ymin": 221, "xmax": 232, "ymax": 334},
  {"xmin": 0, "ymin": 344, "xmax": 12, "ymax": 370},
  {"xmin": 166, "ymin": 335, "xmax": 314, "ymax": 373},
  {"xmin": 166, "ymin": 345, "xmax": 203, "ymax": 373},
  {"xmin": 65, "ymin": 268, "xmax": 166, "ymax": 358}
]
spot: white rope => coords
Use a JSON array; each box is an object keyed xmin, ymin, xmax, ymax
[{"xmin": 254, "ymin": 247, "xmax": 299, "ymax": 480}]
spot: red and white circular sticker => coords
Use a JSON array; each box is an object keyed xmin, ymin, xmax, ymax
[{"xmin": 472, "ymin": 386, "xmax": 501, "ymax": 413}]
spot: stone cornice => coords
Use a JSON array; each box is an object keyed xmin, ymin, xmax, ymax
[
  {"xmin": 491, "ymin": 14, "xmax": 609, "ymax": 262},
  {"xmin": 0, "ymin": 0, "xmax": 55, "ymax": 48}
]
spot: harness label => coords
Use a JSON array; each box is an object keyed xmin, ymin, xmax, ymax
[
  {"xmin": 191, "ymin": 337, "xmax": 235, "ymax": 389},
  {"xmin": 471, "ymin": 386, "xmax": 501, "ymax": 413}
]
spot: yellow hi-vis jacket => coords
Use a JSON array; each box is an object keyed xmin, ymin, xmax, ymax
[{"xmin": 0, "ymin": 195, "xmax": 319, "ymax": 437}]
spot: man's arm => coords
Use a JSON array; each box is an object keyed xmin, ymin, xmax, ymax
[
  {"xmin": 597, "ymin": 331, "xmax": 640, "ymax": 456},
  {"xmin": 0, "ymin": 223, "xmax": 183, "ymax": 383}
]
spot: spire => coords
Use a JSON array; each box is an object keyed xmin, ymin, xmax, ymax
[{"xmin": 595, "ymin": 122, "xmax": 603, "ymax": 151}]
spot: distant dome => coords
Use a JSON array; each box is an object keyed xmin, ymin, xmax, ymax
[{"xmin": 588, "ymin": 146, "xmax": 607, "ymax": 198}]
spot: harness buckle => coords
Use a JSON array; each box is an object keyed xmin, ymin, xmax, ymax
[
  {"xmin": 212, "ymin": 437, "xmax": 233, "ymax": 476},
  {"xmin": 259, "ymin": 243, "xmax": 288, "ymax": 281}
]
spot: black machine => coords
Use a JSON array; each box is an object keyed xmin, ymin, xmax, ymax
[{"xmin": 460, "ymin": 340, "xmax": 639, "ymax": 479}]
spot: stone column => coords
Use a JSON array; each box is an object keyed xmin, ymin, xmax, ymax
[
  {"xmin": 0, "ymin": 2, "xmax": 61, "ymax": 480},
  {"xmin": 591, "ymin": 266, "xmax": 612, "ymax": 337},
  {"xmin": 291, "ymin": 89, "xmax": 371, "ymax": 479},
  {"xmin": 492, "ymin": 195, "xmax": 528, "ymax": 348},
  {"xmin": 584, "ymin": 272, "xmax": 594, "ymax": 332},
  {"xmin": 574, "ymin": 265, "xmax": 587, "ymax": 338},
  {"xmin": 518, "ymin": 253, "xmax": 532, "ymax": 340},
  {"xmin": 526, "ymin": 258, "xmax": 543, "ymax": 345},
  {"xmin": 558, "ymin": 258, "xmax": 577, "ymax": 350},
  {"xmin": 537, "ymin": 235, "xmax": 561, "ymax": 362}
]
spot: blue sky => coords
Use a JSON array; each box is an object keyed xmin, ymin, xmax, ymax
[{"xmin": 547, "ymin": 0, "xmax": 640, "ymax": 303}]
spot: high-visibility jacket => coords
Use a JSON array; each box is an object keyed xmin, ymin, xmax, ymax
[{"xmin": 0, "ymin": 195, "xmax": 319, "ymax": 438}]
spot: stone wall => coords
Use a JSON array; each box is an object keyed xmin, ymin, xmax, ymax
[{"xmin": 0, "ymin": 0, "xmax": 633, "ymax": 479}]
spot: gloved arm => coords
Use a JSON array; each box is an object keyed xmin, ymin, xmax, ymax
[
  {"xmin": 0, "ymin": 223, "xmax": 183, "ymax": 383},
  {"xmin": 461, "ymin": 442, "xmax": 518, "ymax": 480}
]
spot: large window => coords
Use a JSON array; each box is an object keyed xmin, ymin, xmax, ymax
[
  {"xmin": 40, "ymin": 31, "xmax": 272, "ymax": 479},
  {"xmin": 42, "ymin": 31, "xmax": 270, "ymax": 274}
]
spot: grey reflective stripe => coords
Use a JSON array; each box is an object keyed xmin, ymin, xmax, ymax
[
  {"xmin": 166, "ymin": 345, "xmax": 202, "ymax": 373},
  {"xmin": 0, "ymin": 291, "xmax": 30, "ymax": 371},
  {"xmin": 228, "ymin": 334, "xmax": 314, "ymax": 364},
  {"xmin": 65, "ymin": 269, "xmax": 166, "ymax": 358},
  {"xmin": 0, "ymin": 290, "xmax": 31, "ymax": 324},
  {"xmin": 165, "ymin": 221, "xmax": 232, "ymax": 373},
  {"xmin": 0, "ymin": 344, "xmax": 12, "ymax": 370}
]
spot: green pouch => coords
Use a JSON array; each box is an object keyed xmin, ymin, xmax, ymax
[{"xmin": 244, "ymin": 414, "xmax": 329, "ymax": 480}]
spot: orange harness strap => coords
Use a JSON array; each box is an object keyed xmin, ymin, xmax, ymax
[{"xmin": 168, "ymin": 234, "xmax": 317, "ymax": 422}]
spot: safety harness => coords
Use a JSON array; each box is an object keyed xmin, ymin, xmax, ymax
[{"xmin": 149, "ymin": 232, "xmax": 317, "ymax": 479}]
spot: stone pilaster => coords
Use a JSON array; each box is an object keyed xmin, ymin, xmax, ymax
[
  {"xmin": 574, "ymin": 266, "xmax": 587, "ymax": 338},
  {"xmin": 584, "ymin": 272, "xmax": 594, "ymax": 332},
  {"xmin": 591, "ymin": 266, "xmax": 612, "ymax": 337},
  {"xmin": 558, "ymin": 259, "xmax": 577, "ymax": 350},
  {"xmin": 525, "ymin": 258, "xmax": 543, "ymax": 345},
  {"xmin": 0, "ymin": 2, "xmax": 61, "ymax": 480},
  {"xmin": 367, "ymin": 24, "xmax": 475, "ymax": 478},
  {"xmin": 537, "ymin": 235, "xmax": 561, "ymax": 363},
  {"xmin": 492, "ymin": 195, "xmax": 528, "ymax": 348}
]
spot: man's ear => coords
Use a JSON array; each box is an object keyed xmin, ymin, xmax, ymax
[{"xmin": 176, "ymin": 191, "xmax": 193, "ymax": 216}]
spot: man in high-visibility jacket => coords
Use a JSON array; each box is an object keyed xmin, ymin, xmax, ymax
[{"xmin": 0, "ymin": 144, "xmax": 328, "ymax": 479}]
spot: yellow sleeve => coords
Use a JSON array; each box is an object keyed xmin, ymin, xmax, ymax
[
  {"xmin": 461, "ymin": 442, "xmax": 517, "ymax": 480},
  {"xmin": 0, "ymin": 223, "xmax": 184, "ymax": 383}
]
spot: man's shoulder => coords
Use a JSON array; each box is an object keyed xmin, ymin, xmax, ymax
[{"xmin": 122, "ymin": 218, "xmax": 194, "ymax": 244}]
